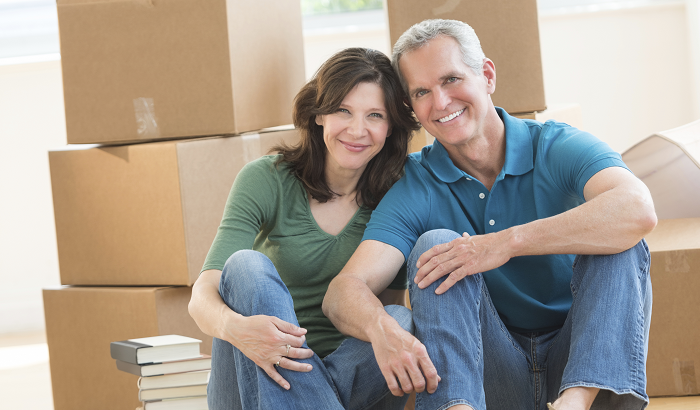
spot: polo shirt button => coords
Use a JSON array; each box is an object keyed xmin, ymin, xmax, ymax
[
  {"xmin": 479, "ymin": 193, "xmax": 485, "ymax": 199},
  {"xmin": 465, "ymin": 177, "xmax": 472, "ymax": 181},
  {"xmin": 489, "ymin": 219, "xmax": 495, "ymax": 226}
]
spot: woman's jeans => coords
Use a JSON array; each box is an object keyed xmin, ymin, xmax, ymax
[
  {"xmin": 409, "ymin": 230, "xmax": 653, "ymax": 410},
  {"xmin": 208, "ymin": 250, "xmax": 413, "ymax": 410}
]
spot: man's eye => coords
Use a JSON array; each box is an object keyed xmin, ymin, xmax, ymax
[
  {"xmin": 446, "ymin": 77, "xmax": 458, "ymax": 83},
  {"xmin": 415, "ymin": 90, "xmax": 428, "ymax": 98}
]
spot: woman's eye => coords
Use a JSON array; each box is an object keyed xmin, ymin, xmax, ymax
[
  {"xmin": 369, "ymin": 113, "xmax": 384, "ymax": 119},
  {"xmin": 337, "ymin": 108, "xmax": 350, "ymax": 114}
]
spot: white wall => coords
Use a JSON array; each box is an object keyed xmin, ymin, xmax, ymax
[
  {"xmin": 0, "ymin": 57, "xmax": 65, "ymax": 333},
  {"xmin": 1, "ymin": 3, "xmax": 699, "ymax": 334},
  {"xmin": 539, "ymin": 1, "xmax": 697, "ymax": 152}
]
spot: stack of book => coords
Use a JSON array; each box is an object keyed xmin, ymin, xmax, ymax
[{"xmin": 110, "ymin": 335, "xmax": 211, "ymax": 410}]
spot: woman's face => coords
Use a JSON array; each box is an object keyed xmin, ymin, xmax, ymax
[{"xmin": 315, "ymin": 82, "xmax": 390, "ymax": 177}]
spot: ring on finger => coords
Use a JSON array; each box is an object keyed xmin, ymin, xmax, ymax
[
  {"xmin": 285, "ymin": 344, "xmax": 291, "ymax": 356},
  {"xmin": 275, "ymin": 358, "xmax": 281, "ymax": 367}
]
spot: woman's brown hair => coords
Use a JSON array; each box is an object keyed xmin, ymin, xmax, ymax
[{"xmin": 272, "ymin": 47, "xmax": 420, "ymax": 209}]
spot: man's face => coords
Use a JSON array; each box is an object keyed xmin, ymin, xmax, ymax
[{"xmin": 399, "ymin": 35, "xmax": 495, "ymax": 148}]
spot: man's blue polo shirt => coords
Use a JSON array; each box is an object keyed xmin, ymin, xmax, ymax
[{"xmin": 364, "ymin": 107, "xmax": 628, "ymax": 333}]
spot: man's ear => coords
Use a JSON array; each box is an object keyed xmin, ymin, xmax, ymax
[{"xmin": 482, "ymin": 58, "xmax": 496, "ymax": 95}]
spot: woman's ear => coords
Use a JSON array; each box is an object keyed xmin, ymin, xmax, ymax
[{"xmin": 315, "ymin": 115, "xmax": 324, "ymax": 126}]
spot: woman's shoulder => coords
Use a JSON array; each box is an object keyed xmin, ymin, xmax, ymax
[{"xmin": 239, "ymin": 154, "xmax": 295, "ymax": 182}]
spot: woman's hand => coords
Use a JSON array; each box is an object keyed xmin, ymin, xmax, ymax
[{"xmin": 222, "ymin": 313, "xmax": 315, "ymax": 390}]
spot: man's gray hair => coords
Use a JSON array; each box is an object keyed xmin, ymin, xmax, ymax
[{"xmin": 391, "ymin": 19, "xmax": 486, "ymax": 96}]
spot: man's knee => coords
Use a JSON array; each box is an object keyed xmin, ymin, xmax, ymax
[
  {"xmin": 414, "ymin": 229, "xmax": 461, "ymax": 252},
  {"xmin": 384, "ymin": 304, "xmax": 414, "ymax": 334}
]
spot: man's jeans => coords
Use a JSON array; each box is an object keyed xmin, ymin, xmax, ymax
[
  {"xmin": 408, "ymin": 230, "xmax": 652, "ymax": 410},
  {"xmin": 207, "ymin": 250, "xmax": 412, "ymax": 410}
]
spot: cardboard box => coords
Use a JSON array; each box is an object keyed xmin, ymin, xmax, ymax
[
  {"xmin": 644, "ymin": 218, "xmax": 700, "ymax": 397},
  {"xmin": 622, "ymin": 120, "xmax": 700, "ymax": 220},
  {"xmin": 386, "ymin": 0, "xmax": 546, "ymax": 114},
  {"xmin": 50, "ymin": 129, "xmax": 300, "ymax": 286},
  {"xmin": 43, "ymin": 286, "xmax": 213, "ymax": 410},
  {"xmin": 57, "ymin": 0, "xmax": 305, "ymax": 145},
  {"xmin": 513, "ymin": 103, "xmax": 582, "ymax": 129}
]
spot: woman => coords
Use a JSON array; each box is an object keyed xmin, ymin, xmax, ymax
[{"xmin": 188, "ymin": 48, "xmax": 420, "ymax": 409}]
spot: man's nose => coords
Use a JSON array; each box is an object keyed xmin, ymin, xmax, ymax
[{"xmin": 433, "ymin": 89, "xmax": 450, "ymax": 111}]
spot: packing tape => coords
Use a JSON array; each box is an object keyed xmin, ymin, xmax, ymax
[
  {"xmin": 133, "ymin": 97, "xmax": 160, "ymax": 139},
  {"xmin": 242, "ymin": 134, "xmax": 262, "ymax": 164},
  {"xmin": 433, "ymin": 0, "xmax": 461, "ymax": 15},
  {"xmin": 672, "ymin": 359, "xmax": 699, "ymax": 395},
  {"xmin": 665, "ymin": 251, "xmax": 691, "ymax": 273}
]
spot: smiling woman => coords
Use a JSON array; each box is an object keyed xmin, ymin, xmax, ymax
[{"xmin": 188, "ymin": 47, "xmax": 420, "ymax": 410}]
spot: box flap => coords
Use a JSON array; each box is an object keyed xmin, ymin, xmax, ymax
[
  {"xmin": 622, "ymin": 120, "xmax": 700, "ymax": 219},
  {"xmin": 645, "ymin": 218, "xmax": 700, "ymax": 252}
]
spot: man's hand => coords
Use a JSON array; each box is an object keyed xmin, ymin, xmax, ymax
[
  {"xmin": 369, "ymin": 315, "xmax": 440, "ymax": 396},
  {"xmin": 415, "ymin": 231, "xmax": 512, "ymax": 294}
]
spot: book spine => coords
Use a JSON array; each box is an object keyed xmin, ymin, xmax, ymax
[
  {"xmin": 110, "ymin": 340, "xmax": 150, "ymax": 364},
  {"xmin": 115, "ymin": 359, "xmax": 144, "ymax": 376}
]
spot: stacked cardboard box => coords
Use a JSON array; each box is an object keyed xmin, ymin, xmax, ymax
[
  {"xmin": 622, "ymin": 120, "xmax": 700, "ymax": 398},
  {"xmin": 45, "ymin": 1, "xmax": 306, "ymax": 409}
]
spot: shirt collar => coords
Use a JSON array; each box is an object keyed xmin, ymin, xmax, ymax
[{"xmin": 422, "ymin": 107, "xmax": 534, "ymax": 183}]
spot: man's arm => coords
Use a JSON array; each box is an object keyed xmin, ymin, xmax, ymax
[
  {"xmin": 415, "ymin": 166, "xmax": 657, "ymax": 294},
  {"xmin": 322, "ymin": 240, "xmax": 440, "ymax": 396}
]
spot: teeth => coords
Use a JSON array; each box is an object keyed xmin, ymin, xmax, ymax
[{"xmin": 438, "ymin": 109, "xmax": 464, "ymax": 123}]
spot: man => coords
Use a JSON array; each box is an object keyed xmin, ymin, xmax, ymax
[{"xmin": 322, "ymin": 19, "xmax": 656, "ymax": 410}]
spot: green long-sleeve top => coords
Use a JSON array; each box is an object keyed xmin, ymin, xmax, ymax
[{"xmin": 202, "ymin": 155, "xmax": 406, "ymax": 357}]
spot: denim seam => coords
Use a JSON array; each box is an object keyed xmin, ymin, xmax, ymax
[
  {"xmin": 558, "ymin": 382, "xmax": 649, "ymax": 405},
  {"xmin": 481, "ymin": 284, "xmax": 529, "ymax": 361},
  {"xmin": 433, "ymin": 399, "xmax": 482, "ymax": 410}
]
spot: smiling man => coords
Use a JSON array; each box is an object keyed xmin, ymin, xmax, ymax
[{"xmin": 323, "ymin": 19, "xmax": 657, "ymax": 410}]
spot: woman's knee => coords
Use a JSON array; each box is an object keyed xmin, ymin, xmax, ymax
[{"xmin": 220, "ymin": 250, "xmax": 277, "ymax": 298}]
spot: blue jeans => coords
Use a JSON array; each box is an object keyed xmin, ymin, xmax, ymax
[
  {"xmin": 208, "ymin": 250, "xmax": 413, "ymax": 410},
  {"xmin": 408, "ymin": 230, "xmax": 652, "ymax": 410}
]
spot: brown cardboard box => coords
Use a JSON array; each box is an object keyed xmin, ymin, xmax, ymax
[
  {"xmin": 386, "ymin": 0, "xmax": 546, "ymax": 114},
  {"xmin": 513, "ymin": 103, "xmax": 582, "ymax": 129},
  {"xmin": 57, "ymin": 0, "xmax": 305, "ymax": 145},
  {"xmin": 644, "ymin": 218, "xmax": 700, "ymax": 397},
  {"xmin": 43, "ymin": 286, "xmax": 213, "ymax": 410},
  {"xmin": 50, "ymin": 129, "xmax": 300, "ymax": 286},
  {"xmin": 622, "ymin": 120, "xmax": 700, "ymax": 220}
]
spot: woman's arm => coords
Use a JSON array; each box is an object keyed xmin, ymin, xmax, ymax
[{"xmin": 189, "ymin": 270, "xmax": 315, "ymax": 390}]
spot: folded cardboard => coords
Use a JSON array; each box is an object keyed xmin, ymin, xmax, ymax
[
  {"xmin": 57, "ymin": 0, "xmax": 305, "ymax": 145},
  {"xmin": 644, "ymin": 218, "xmax": 700, "ymax": 397},
  {"xmin": 622, "ymin": 120, "xmax": 700, "ymax": 220},
  {"xmin": 386, "ymin": 0, "xmax": 546, "ymax": 114},
  {"xmin": 43, "ymin": 286, "xmax": 213, "ymax": 410},
  {"xmin": 50, "ymin": 128, "xmax": 300, "ymax": 286}
]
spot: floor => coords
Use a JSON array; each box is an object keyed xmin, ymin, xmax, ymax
[{"xmin": 1, "ymin": 331, "xmax": 697, "ymax": 410}]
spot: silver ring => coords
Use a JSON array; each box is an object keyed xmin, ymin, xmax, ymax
[
  {"xmin": 275, "ymin": 359, "xmax": 281, "ymax": 367},
  {"xmin": 285, "ymin": 344, "xmax": 291, "ymax": 356}
]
